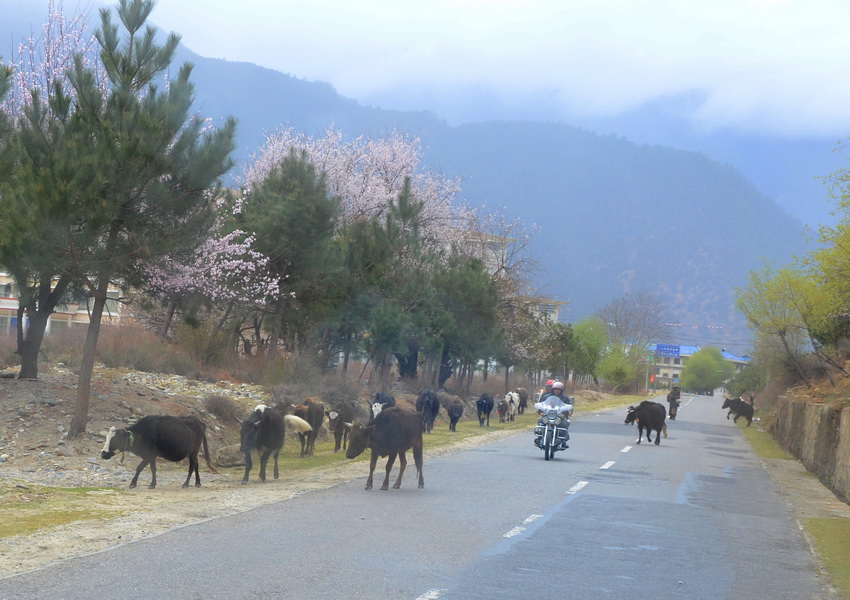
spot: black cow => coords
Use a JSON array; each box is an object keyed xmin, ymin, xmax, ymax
[
  {"xmin": 446, "ymin": 399, "xmax": 464, "ymax": 431},
  {"xmin": 515, "ymin": 387, "xmax": 529, "ymax": 415},
  {"xmin": 624, "ymin": 401, "xmax": 668, "ymax": 445},
  {"xmin": 346, "ymin": 406, "xmax": 424, "ymax": 491},
  {"xmin": 722, "ymin": 396, "xmax": 754, "ymax": 426},
  {"xmin": 476, "ymin": 393, "xmax": 495, "ymax": 427},
  {"xmin": 100, "ymin": 415, "xmax": 218, "ymax": 489},
  {"xmin": 326, "ymin": 400, "xmax": 356, "ymax": 452},
  {"xmin": 369, "ymin": 392, "xmax": 396, "ymax": 420},
  {"xmin": 415, "ymin": 389, "xmax": 441, "ymax": 433},
  {"xmin": 239, "ymin": 405, "xmax": 313, "ymax": 484}
]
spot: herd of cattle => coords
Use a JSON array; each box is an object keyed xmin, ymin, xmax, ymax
[{"xmin": 99, "ymin": 389, "xmax": 754, "ymax": 490}]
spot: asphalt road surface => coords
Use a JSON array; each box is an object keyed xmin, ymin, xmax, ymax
[{"xmin": 0, "ymin": 394, "xmax": 837, "ymax": 599}]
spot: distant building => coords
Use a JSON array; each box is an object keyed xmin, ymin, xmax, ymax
[
  {"xmin": 0, "ymin": 272, "xmax": 123, "ymax": 337},
  {"xmin": 649, "ymin": 343, "xmax": 749, "ymax": 389}
]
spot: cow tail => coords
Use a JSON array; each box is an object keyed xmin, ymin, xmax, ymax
[
  {"xmin": 284, "ymin": 414, "xmax": 313, "ymax": 433},
  {"xmin": 662, "ymin": 423, "xmax": 668, "ymax": 438},
  {"xmin": 201, "ymin": 431, "xmax": 220, "ymax": 474}
]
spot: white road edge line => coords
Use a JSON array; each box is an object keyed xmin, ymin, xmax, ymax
[
  {"xmin": 567, "ymin": 480, "xmax": 589, "ymax": 495},
  {"xmin": 600, "ymin": 461, "xmax": 615, "ymax": 470}
]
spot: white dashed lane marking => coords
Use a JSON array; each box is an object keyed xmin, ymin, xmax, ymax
[
  {"xmin": 621, "ymin": 445, "xmax": 633, "ymax": 453},
  {"xmin": 601, "ymin": 461, "xmax": 615, "ymax": 470},
  {"xmin": 503, "ymin": 514, "xmax": 543, "ymax": 538},
  {"xmin": 567, "ymin": 480, "xmax": 589, "ymax": 495}
]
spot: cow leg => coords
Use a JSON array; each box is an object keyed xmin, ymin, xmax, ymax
[
  {"xmin": 147, "ymin": 459, "xmax": 157, "ymax": 489},
  {"xmin": 241, "ymin": 451, "xmax": 253, "ymax": 485},
  {"xmin": 258, "ymin": 449, "xmax": 271, "ymax": 482},
  {"xmin": 130, "ymin": 458, "xmax": 150, "ymax": 489},
  {"xmin": 414, "ymin": 443, "xmax": 424, "ymax": 488},
  {"xmin": 382, "ymin": 452, "xmax": 398, "ymax": 490},
  {"xmin": 183, "ymin": 452, "xmax": 199, "ymax": 488},
  {"xmin": 635, "ymin": 426, "xmax": 643, "ymax": 444},
  {"xmin": 365, "ymin": 450, "xmax": 379, "ymax": 490},
  {"xmin": 272, "ymin": 449, "xmax": 280, "ymax": 479},
  {"xmin": 392, "ymin": 452, "xmax": 407, "ymax": 489},
  {"xmin": 298, "ymin": 433, "xmax": 307, "ymax": 458},
  {"xmin": 654, "ymin": 429, "xmax": 661, "ymax": 445}
]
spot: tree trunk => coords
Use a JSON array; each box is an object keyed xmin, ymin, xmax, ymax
[
  {"xmin": 68, "ymin": 277, "xmax": 110, "ymax": 439},
  {"xmin": 158, "ymin": 299, "xmax": 177, "ymax": 341},
  {"xmin": 438, "ymin": 346, "xmax": 453, "ymax": 388},
  {"xmin": 16, "ymin": 276, "xmax": 70, "ymax": 380},
  {"xmin": 17, "ymin": 310, "xmax": 49, "ymax": 379},
  {"xmin": 267, "ymin": 298, "xmax": 284, "ymax": 361}
]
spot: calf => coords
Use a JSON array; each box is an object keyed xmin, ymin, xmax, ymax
[
  {"xmin": 496, "ymin": 398, "xmax": 508, "ymax": 423},
  {"xmin": 346, "ymin": 407, "xmax": 424, "ymax": 491},
  {"xmin": 446, "ymin": 399, "xmax": 464, "ymax": 431},
  {"xmin": 369, "ymin": 392, "xmax": 396, "ymax": 420},
  {"xmin": 624, "ymin": 401, "xmax": 668, "ymax": 445},
  {"xmin": 326, "ymin": 400, "xmax": 356, "ymax": 452},
  {"xmin": 476, "ymin": 393, "xmax": 494, "ymax": 427},
  {"xmin": 240, "ymin": 405, "xmax": 313, "ymax": 484},
  {"xmin": 100, "ymin": 415, "xmax": 218, "ymax": 489},
  {"xmin": 722, "ymin": 396, "xmax": 754, "ymax": 426},
  {"xmin": 415, "ymin": 389, "xmax": 441, "ymax": 433}
]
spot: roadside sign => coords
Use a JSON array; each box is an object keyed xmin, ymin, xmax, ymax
[{"xmin": 656, "ymin": 344, "xmax": 680, "ymax": 358}]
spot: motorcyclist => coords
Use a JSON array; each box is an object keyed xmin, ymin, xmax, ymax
[
  {"xmin": 533, "ymin": 381, "xmax": 572, "ymax": 449},
  {"xmin": 537, "ymin": 379, "xmax": 554, "ymax": 402}
]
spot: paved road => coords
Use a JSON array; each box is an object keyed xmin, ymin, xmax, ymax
[{"xmin": 0, "ymin": 394, "xmax": 837, "ymax": 599}]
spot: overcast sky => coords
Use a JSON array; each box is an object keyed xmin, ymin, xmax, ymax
[{"xmin": 140, "ymin": 0, "xmax": 850, "ymax": 139}]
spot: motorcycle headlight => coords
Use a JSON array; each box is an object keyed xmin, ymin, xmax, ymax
[{"xmin": 546, "ymin": 409, "xmax": 558, "ymax": 420}]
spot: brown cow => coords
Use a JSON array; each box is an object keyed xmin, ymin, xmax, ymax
[
  {"xmin": 292, "ymin": 398, "xmax": 324, "ymax": 457},
  {"xmin": 345, "ymin": 406, "xmax": 424, "ymax": 491}
]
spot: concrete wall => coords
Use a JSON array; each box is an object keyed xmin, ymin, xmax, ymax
[{"xmin": 773, "ymin": 396, "xmax": 850, "ymax": 503}]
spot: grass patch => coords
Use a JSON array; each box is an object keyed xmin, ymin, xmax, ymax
[
  {"xmin": 739, "ymin": 422, "xmax": 794, "ymax": 460},
  {"xmin": 0, "ymin": 483, "xmax": 128, "ymax": 538},
  {"xmin": 803, "ymin": 518, "xmax": 850, "ymax": 598}
]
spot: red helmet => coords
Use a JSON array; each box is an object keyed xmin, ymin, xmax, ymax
[{"xmin": 546, "ymin": 380, "xmax": 554, "ymax": 386}]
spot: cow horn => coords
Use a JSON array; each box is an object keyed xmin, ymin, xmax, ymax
[{"xmin": 234, "ymin": 416, "xmax": 243, "ymax": 424}]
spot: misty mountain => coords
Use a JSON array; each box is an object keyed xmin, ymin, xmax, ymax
[
  {"xmin": 174, "ymin": 47, "xmax": 808, "ymax": 352},
  {"xmin": 2, "ymin": 10, "xmax": 812, "ymax": 353}
]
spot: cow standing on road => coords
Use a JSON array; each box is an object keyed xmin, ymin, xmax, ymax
[
  {"xmin": 346, "ymin": 407, "xmax": 424, "ymax": 491},
  {"xmin": 624, "ymin": 401, "xmax": 668, "ymax": 445},
  {"xmin": 101, "ymin": 415, "xmax": 218, "ymax": 489}
]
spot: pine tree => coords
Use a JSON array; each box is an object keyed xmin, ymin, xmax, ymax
[{"xmin": 57, "ymin": 0, "xmax": 236, "ymax": 438}]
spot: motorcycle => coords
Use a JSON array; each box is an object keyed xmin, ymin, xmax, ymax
[{"xmin": 533, "ymin": 399, "xmax": 572, "ymax": 460}]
